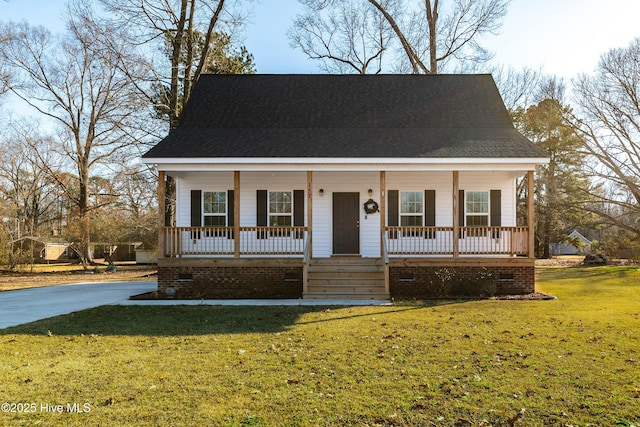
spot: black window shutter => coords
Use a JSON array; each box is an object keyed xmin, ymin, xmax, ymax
[
  {"xmin": 191, "ymin": 190, "xmax": 202, "ymax": 227},
  {"xmin": 256, "ymin": 190, "xmax": 267, "ymax": 239},
  {"xmin": 191, "ymin": 190, "xmax": 202, "ymax": 240},
  {"xmin": 425, "ymin": 190, "xmax": 436, "ymax": 239},
  {"xmin": 490, "ymin": 189, "xmax": 501, "ymax": 238},
  {"xmin": 293, "ymin": 190, "xmax": 304, "ymax": 226},
  {"xmin": 293, "ymin": 190, "xmax": 305, "ymax": 239},
  {"xmin": 458, "ymin": 189, "xmax": 465, "ymax": 238},
  {"xmin": 424, "ymin": 190, "xmax": 436, "ymax": 226},
  {"xmin": 490, "ymin": 190, "xmax": 501, "ymax": 226},
  {"xmin": 227, "ymin": 190, "xmax": 234, "ymax": 239},
  {"xmin": 388, "ymin": 190, "xmax": 399, "ymax": 239}
]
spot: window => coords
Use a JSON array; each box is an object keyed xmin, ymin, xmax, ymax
[
  {"xmin": 269, "ymin": 191, "xmax": 292, "ymax": 236},
  {"xmin": 400, "ymin": 191, "xmax": 423, "ymax": 226},
  {"xmin": 400, "ymin": 192, "xmax": 423, "ymax": 236},
  {"xmin": 203, "ymin": 191, "xmax": 226, "ymax": 236},
  {"xmin": 466, "ymin": 191, "xmax": 488, "ymax": 236}
]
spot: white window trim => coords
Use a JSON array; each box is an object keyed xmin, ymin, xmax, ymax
[
  {"xmin": 268, "ymin": 190, "xmax": 293, "ymax": 228},
  {"xmin": 399, "ymin": 191, "xmax": 424, "ymax": 227},
  {"xmin": 202, "ymin": 191, "xmax": 227, "ymax": 230},
  {"xmin": 465, "ymin": 191, "xmax": 490, "ymax": 239}
]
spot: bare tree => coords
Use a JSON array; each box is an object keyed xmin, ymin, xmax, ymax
[
  {"xmin": 96, "ymin": 0, "xmax": 253, "ymax": 225},
  {"xmin": 0, "ymin": 124, "xmax": 60, "ymax": 240},
  {"xmin": 492, "ymin": 66, "xmax": 544, "ymax": 111},
  {"xmin": 570, "ymin": 37, "xmax": 640, "ymax": 239},
  {"xmin": 97, "ymin": 0, "xmax": 243, "ymax": 129},
  {"xmin": 0, "ymin": 8, "xmax": 151, "ymax": 267},
  {"xmin": 0, "ymin": 25, "xmax": 11, "ymax": 97},
  {"xmin": 289, "ymin": 0, "xmax": 396, "ymax": 74},
  {"xmin": 291, "ymin": 0, "xmax": 510, "ymax": 74},
  {"xmin": 111, "ymin": 160, "xmax": 159, "ymax": 249}
]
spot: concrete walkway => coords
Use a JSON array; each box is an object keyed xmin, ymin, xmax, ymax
[{"xmin": 0, "ymin": 281, "xmax": 391, "ymax": 329}]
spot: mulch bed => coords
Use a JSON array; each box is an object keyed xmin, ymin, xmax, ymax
[
  {"xmin": 496, "ymin": 292, "xmax": 556, "ymax": 300},
  {"xmin": 129, "ymin": 291, "xmax": 557, "ymax": 301}
]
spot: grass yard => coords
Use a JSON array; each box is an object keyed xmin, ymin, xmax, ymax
[{"xmin": 1, "ymin": 266, "xmax": 639, "ymax": 426}]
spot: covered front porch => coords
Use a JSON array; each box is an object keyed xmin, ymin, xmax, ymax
[{"xmin": 156, "ymin": 168, "xmax": 537, "ymax": 299}]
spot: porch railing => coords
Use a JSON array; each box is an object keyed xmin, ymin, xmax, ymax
[
  {"xmin": 162, "ymin": 225, "xmax": 528, "ymax": 257},
  {"xmin": 384, "ymin": 226, "xmax": 529, "ymax": 256},
  {"xmin": 162, "ymin": 226, "xmax": 308, "ymax": 257}
]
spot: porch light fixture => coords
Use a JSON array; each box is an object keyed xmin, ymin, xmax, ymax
[
  {"xmin": 319, "ymin": 188, "xmax": 324, "ymax": 197},
  {"xmin": 368, "ymin": 189, "xmax": 373, "ymax": 197}
]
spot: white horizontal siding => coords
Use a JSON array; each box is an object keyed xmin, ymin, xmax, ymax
[
  {"xmin": 175, "ymin": 172, "xmax": 234, "ymax": 227},
  {"xmin": 386, "ymin": 171, "xmax": 517, "ymax": 227},
  {"xmin": 459, "ymin": 171, "xmax": 517, "ymax": 227},
  {"xmin": 386, "ymin": 171, "xmax": 453, "ymax": 227},
  {"xmin": 238, "ymin": 171, "xmax": 307, "ymax": 227},
  {"xmin": 312, "ymin": 171, "xmax": 380, "ymax": 258},
  {"xmin": 174, "ymin": 170, "xmax": 519, "ymax": 257}
]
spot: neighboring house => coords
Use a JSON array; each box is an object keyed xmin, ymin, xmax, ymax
[
  {"xmin": 142, "ymin": 74, "xmax": 548, "ymax": 299},
  {"xmin": 92, "ymin": 242, "xmax": 141, "ymax": 262},
  {"xmin": 550, "ymin": 230, "xmax": 592, "ymax": 255},
  {"xmin": 135, "ymin": 248, "xmax": 158, "ymax": 264},
  {"xmin": 10, "ymin": 238, "xmax": 141, "ymax": 263},
  {"xmin": 11, "ymin": 236, "xmax": 72, "ymax": 263}
]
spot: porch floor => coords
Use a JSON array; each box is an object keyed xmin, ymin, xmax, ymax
[{"xmin": 304, "ymin": 257, "xmax": 390, "ymax": 300}]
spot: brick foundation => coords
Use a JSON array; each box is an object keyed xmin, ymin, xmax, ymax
[
  {"xmin": 157, "ymin": 259, "xmax": 303, "ymax": 299},
  {"xmin": 156, "ymin": 258, "xmax": 535, "ymax": 300},
  {"xmin": 390, "ymin": 264, "xmax": 535, "ymax": 299}
]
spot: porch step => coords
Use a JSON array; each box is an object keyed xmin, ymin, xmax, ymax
[
  {"xmin": 304, "ymin": 257, "xmax": 389, "ymax": 300},
  {"xmin": 303, "ymin": 292, "xmax": 390, "ymax": 300}
]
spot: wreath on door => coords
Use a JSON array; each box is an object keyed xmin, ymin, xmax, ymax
[{"xmin": 363, "ymin": 198, "xmax": 379, "ymax": 214}]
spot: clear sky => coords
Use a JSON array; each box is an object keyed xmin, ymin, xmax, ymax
[{"xmin": 3, "ymin": 0, "xmax": 640, "ymax": 78}]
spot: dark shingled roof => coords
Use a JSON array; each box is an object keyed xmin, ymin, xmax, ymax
[{"xmin": 143, "ymin": 74, "xmax": 545, "ymax": 159}]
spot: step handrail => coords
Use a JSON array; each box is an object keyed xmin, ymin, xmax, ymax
[
  {"xmin": 302, "ymin": 234, "xmax": 311, "ymax": 294},
  {"xmin": 381, "ymin": 229, "xmax": 390, "ymax": 295},
  {"xmin": 381, "ymin": 229, "xmax": 389, "ymax": 265}
]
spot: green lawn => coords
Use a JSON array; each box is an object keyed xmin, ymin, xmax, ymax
[{"xmin": 1, "ymin": 267, "xmax": 639, "ymax": 426}]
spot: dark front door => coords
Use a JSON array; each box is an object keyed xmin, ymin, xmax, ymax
[{"xmin": 333, "ymin": 192, "xmax": 360, "ymax": 254}]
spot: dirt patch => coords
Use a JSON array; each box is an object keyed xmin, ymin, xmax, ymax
[
  {"xmin": 0, "ymin": 265, "xmax": 157, "ymax": 291},
  {"xmin": 535, "ymin": 255, "xmax": 638, "ymax": 267},
  {"xmin": 535, "ymin": 256, "xmax": 585, "ymax": 267}
]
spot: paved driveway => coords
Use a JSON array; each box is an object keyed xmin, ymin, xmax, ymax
[
  {"xmin": 0, "ymin": 281, "xmax": 391, "ymax": 329},
  {"xmin": 0, "ymin": 281, "xmax": 156, "ymax": 329}
]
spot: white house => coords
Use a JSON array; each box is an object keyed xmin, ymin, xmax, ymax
[
  {"xmin": 551, "ymin": 230, "xmax": 592, "ymax": 255},
  {"xmin": 142, "ymin": 74, "xmax": 548, "ymax": 299}
]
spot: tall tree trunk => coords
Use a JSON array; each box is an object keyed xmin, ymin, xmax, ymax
[
  {"xmin": 163, "ymin": 0, "xmax": 190, "ymax": 228},
  {"xmin": 169, "ymin": 0, "xmax": 189, "ymax": 132},
  {"xmin": 368, "ymin": 0, "xmax": 428, "ymax": 73},
  {"xmin": 426, "ymin": 0, "xmax": 438, "ymax": 74},
  {"xmin": 163, "ymin": 0, "xmax": 226, "ymax": 228},
  {"xmin": 78, "ymin": 160, "xmax": 94, "ymax": 268},
  {"xmin": 182, "ymin": 0, "xmax": 196, "ymax": 104}
]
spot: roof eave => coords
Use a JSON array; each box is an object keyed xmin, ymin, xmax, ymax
[{"xmin": 143, "ymin": 156, "xmax": 550, "ymax": 172}]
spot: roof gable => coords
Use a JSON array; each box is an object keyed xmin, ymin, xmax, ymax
[{"xmin": 143, "ymin": 74, "xmax": 546, "ymax": 159}]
